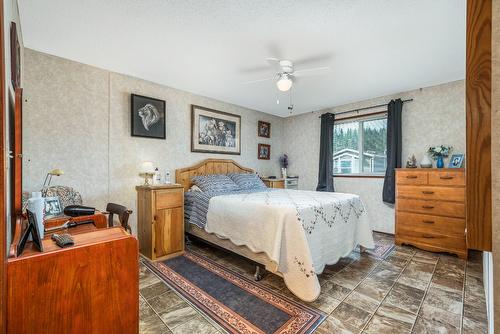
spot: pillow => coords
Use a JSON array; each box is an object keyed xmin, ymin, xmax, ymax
[
  {"xmin": 191, "ymin": 174, "xmax": 240, "ymax": 192},
  {"xmin": 189, "ymin": 185, "xmax": 203, "ymax": 192},
  {"xmin": 229, "ymin": 173, "xmax": 267, "ymax": 190}
]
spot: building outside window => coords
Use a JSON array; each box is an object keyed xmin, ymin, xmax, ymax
[{"xmin": 333, "ymin": 115, "xmax": 387, "ymax": 176}]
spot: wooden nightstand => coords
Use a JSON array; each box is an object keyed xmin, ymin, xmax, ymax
[
  {"xmin": 136, "ymin": 184, "xmax": 184, "ymax": 260},
  {"xmin": 262, "ymin": 178, "xmax": 285, "ymax": 188}
]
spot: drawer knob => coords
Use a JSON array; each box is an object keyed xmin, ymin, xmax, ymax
[
  {"xmin": 422, "ymin": 235, "xmax": 435, "ymax": 239},
  {"xmin": 406, "ymin": 175, "xmax": 418, "ymax": 179},
  {"xmin": 422, "ymin": 220, "xmax": 435, "ymax": 224},
  {"xmin": 422, "ymin": 191, "xmax": 435, "ymax": 195},
  {"xmin": 440, "ymin": 176, "xmax": 454, "ymax": 180},
  {"xmin": 422, "ymin": 205, "xmax": 434, "ymax": 209}
]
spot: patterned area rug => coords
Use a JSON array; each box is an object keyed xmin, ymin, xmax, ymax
[
  {"xmin": 143, "ymin": 251, "xmax": 325, "ymax": 334},
  {"xmin": 361, "ymin": 240, "xmax": 395, "ymax": 259}
]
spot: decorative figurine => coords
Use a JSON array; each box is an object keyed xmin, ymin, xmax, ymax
[{"xmin": 406, "ymin": 155, "xmax": 418, "ymax": 168}]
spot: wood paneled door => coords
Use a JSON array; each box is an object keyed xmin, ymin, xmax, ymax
[
  {"xmin": 0, "ymin": 1, "xmax": 6, "ymax": 332},
  {"xmin": 466, "ymin": 0, "xmax": 492, "ymax": 251},
  {"xmin": 12, "ymin": 88, "xmax": 22, "ymax": 216},
  {"xmin": 154, "ymin": 206, "xmax": 184, "ymax": 257}
]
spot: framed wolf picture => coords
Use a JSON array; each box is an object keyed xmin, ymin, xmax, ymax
[
  {"xmin": 191, "ymin": 105, "xmax": 241, "ymax": 155},
  {"xmin": 131, "ymin": 94, "xmax": 166, "ymax": 139}
]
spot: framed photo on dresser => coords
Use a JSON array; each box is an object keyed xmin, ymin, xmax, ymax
[
  {"xmin": 448, "ymin": 154, "xmax": 464, "ymax": 168},
  {"xmin": 131, "ymin": 94, "xmax": 166, "ymax": 139},
  {"xmin": 191, "ymin": 105, "xmax": 241, "ymax": 155}
]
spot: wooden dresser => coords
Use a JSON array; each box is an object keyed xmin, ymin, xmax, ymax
[
  {"xmin": 262, "ymin": 178, "xmax": 285, "ymax": 188},
  {"xmin": 136, "ymin": 184, "xmax": 184, "ymax": 260},
  {"xmin": 7, "ymin": 226, "xmax": 139, "ymax": 333},
  {"xmin": 395, "ymin": 168, "xmax": 467, "ymax": 259}
]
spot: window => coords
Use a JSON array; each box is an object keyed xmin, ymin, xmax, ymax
[{"xmin": 333, "ymin": 115, "xmax": 387, "ymax": 176}]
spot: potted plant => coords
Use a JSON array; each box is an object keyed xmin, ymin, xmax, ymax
[
  {"xmin": 428, "ymin": 145, "xmax": 452, "ymax": 168},
  {"xmin": 279, "ymin": 154, "xmax": 289, "ymax": 178}
]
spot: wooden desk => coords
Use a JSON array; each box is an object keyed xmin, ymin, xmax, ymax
[
  {"xmin": 43, "ymin": 212, "xmax": 108, "ymax": 239},
  {"xmin": 9, "ymin": 212, "xmax": 108, "ymax": 258},
  {"xmin": 7, "ymin": 227, "xmax": 139, "ymax": 333},
  {"xmin": 44, "ymin": 211, "xmax": 108, "ymax": 229}
]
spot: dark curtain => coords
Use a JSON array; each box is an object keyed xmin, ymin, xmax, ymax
[
  {"xmin": 316, "ymin": 113, "xmax": 335, "ymax": 192},
  {"xmin": 382, "ymin": 99, "xmax": 403, "ymax": 203}
]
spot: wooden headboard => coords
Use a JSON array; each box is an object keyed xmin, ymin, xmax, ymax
[{"xmin": 175, "ymin": 159, "xmax": 255, "ymax": 191}]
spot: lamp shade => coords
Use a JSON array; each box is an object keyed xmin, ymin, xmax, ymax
[
  {"xmin": 276, "ymin": 75, "xmax": 292, "ymax": 92},
  {"xmin": 140, "ymin": 161, "xmax": 155, "ymax": 174},
  {"xmin": 49, "ymin": 169, "xmax": 64, "ymax": 176}
]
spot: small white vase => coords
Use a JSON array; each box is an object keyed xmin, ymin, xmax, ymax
[
  {"xmin": 281, "ymin": 168, "xmax": 287, "ymax": 178},
  {"xmin": 420, "ymin": 155, "xmax": 433, "ymax": 168}
]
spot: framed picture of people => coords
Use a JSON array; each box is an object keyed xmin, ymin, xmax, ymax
[
  {"xmin": 258, "ymin": 144, "xmax": 271, "ymax": 160},
  {"xmin": 191, "ymin": 105, "xmax": 241, "ymax": 155},
  {"xmin": 448, "ymin": 153, "xmax": 464, "ymax": 168},
  {"xmin": 258, "ymin": 121, "xmax": 270, "ymax": 138}
]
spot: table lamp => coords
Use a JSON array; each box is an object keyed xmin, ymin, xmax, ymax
[
  {"xmin": 140, "ymin": 161, "xmax": 155, "ymax": 185},
  {"xmin": 43, "ymin": 169, "xmax": 64, "ymax": 187}
]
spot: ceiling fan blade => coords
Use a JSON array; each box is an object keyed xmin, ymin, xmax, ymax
[
  {"xmin": 293, "ymin": 66, "xmax": 331, "ymax": 77},
  {"xmin": 294, "ymin": 53, "xmax": 333, "ymax": 67},
  {"xmin": 240, "ymin": 65, "xmax": 274, "ymax": 74},
  {"xmin": 266, "ymin": 57, "xmax": 282, "ymax": 71},
  {"xmin": 241, "ymin": 77, "xmax": 274, "ymax": 85}
]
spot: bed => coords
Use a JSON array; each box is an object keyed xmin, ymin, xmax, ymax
[{"xmin": 176, "ymin": 159, "xmax": 374, "ymax": 302}]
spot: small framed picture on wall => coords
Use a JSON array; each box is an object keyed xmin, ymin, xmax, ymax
[
  {"xmin": 131, "ymin": 94, "xmax": 166, "ymax": 139},
  {"xmin": 258, "ymin": 121, "xmax": 271, "ymax": 138},
  {"xmin": 258, "ymin": 144, "xmax": 271, "ymax": 160}
]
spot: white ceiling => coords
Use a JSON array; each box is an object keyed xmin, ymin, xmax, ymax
[{"xmin": 18, "ymin": 0, "xmax": 465, "ymax": 117}]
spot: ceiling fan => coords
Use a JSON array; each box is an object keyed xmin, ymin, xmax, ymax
[{"xmin": 242, "ymin": 58, "xmax": 330, "ymax": 92}]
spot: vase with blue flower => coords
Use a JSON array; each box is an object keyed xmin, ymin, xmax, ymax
[{"xmin": 428, "ymin": 145, "xmax": 452, "ymax": 169}]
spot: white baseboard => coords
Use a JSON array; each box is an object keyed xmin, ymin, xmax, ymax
[{"xmin": 483, "ymin": 251, "xmax": 494, "ymax": 334}]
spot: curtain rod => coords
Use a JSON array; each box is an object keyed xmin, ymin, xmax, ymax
[{"xmin": 318, "ymin": 98, "xmax": 414, "ymax": 118}]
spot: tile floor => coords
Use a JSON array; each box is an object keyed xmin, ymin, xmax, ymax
[{"xmin": 139, "ymin": 232, "xmax": 488, "ymax": 333}]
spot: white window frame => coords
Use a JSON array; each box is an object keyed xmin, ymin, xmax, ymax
[{"xmin": 333, "ymin": 113, "xmax": 388, "ymax": 177}]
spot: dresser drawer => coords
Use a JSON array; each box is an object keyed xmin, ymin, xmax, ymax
[
  {"xmin": 397, "ymin": 185, "xmax": 465, "ymax": 202},
  {"xmin": 396, "ymin": 228, "xmax": 466, "ymax": 253},
  {"xmin": 396, "ymin": 212, "xmax": 465, "ymax": 238},
  {"xmin": 155, "ymin": 190, "xmax": 183, "ymax": 209},
  {"xmin": 428, "ymin": 171, "xmax": 465, "ymax": 186},
  {"xmin": 396, "ymin": 198, "xmax": 465, "ymax": 218},
  {"xmin": 396, "ymin": 171, "xmax": 428, "ymax": 185}
]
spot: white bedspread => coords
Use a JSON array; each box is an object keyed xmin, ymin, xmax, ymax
[{"xmin": 205, "ymin": 189, "xmax": 375, "ymax": 302}]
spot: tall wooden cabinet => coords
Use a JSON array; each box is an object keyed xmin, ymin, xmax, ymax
[
  {"xmin": 466, "ymin": 0, "xmax": 492, "ymax": 251},
  {"xmin": 136, "ymin": 184, "xmax": 184, "ymax": 260},
  {"xmin": 395, "ymin": 168, "xmax": 467, "ymax": 259}
]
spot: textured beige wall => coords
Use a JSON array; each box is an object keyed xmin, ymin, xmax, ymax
[
  {"xmin": 283, "ymin": 80, "xmax": 465, "ymax": 233},
  {"xmin": 492, "ymin": 0, "xmax": 499, "ymax": 330},
  {"xmin": 23, "ymin": 49, "xmax": 284, "ymax": 233}
]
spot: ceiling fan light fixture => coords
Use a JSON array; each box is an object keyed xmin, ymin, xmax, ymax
[{"xmin": 276, "ymin": 74, "xmax": 292, "ymax": 92}]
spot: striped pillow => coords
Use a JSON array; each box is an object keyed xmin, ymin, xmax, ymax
[
  {"xmin": 191, "ymin": 174, "xmax": 240, "ymax": 192},
  {"xmin": 228, "ymin": 173, "xmax": 267, "ymax": 190}
]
